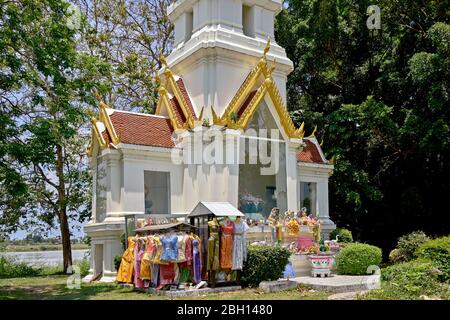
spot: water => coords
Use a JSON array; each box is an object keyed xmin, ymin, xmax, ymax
[{"xmin": 0, "ymin": 249, "xmax": 90, "ymax": 267}]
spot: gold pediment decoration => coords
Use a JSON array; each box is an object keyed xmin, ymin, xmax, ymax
[{"xmin": 214, "ymin": 39, "xmax": 305, "ymax": 139}]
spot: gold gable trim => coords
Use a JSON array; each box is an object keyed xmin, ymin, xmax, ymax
[
  {"xmin": 155, "ymin": 53, "xmax": 196, "ymax": 129},
  {"xmin": 215, "ymin": 39, "xmax": 304, "ymax": 139}
]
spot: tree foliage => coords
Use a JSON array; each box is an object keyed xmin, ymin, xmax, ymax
[
  {"xmin": 0, "ymin": 0, "xmax": 110, "ymax": 271},
  {"xmin": 276, "ymin": 0, "xmax": 450, "ymax": 252},
  {"xmin": 76, "ymin": 0, "xmax": 173, "ymax": 112}
]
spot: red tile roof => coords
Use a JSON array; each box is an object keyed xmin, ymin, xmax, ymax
[
  {"xmin": 170, "ymin": 97, "xmax": 186, "ymax": 125},
  {"xmin": 298, "ymin": 139, "xmax": 326, "ymax": 164},
  {"xmin": 176, "ymin": 78, "xmax": 197, "ymax": 120},
  {"xmin": 108, "ymin": 111, "xmax": 175, "ymax": 148}
]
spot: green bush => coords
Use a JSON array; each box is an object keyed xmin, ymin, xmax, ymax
[
  {"xmin": 416, "ymin": 235, "xmax": 450, "ymax": 281},
  {"xmin": 241, "ymin": 245, "xmax": 291, "ymax": 287},
  {"xmin": 396, "ymin": 231, "xmax": 430, "ymax": 261},
  {"xmin": 361, "ymin": 260, "xmax": 447, "ymax": 300},
  {"xmin": 0, "ymin": 256, "xmax": 40, "ymax": 278},
  {"xmin": 330, "ymin": 228, "xmax": 353, "ymax": 243},
  {"xmin": 336, "ymin": 243, "xmax": 382, "ymax": 275},
  {"xmin": 77, "ymin": 259, "xmax": 90, "ymax": 277}
]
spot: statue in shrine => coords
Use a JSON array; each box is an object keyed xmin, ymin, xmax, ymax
[{"xmin": 268, "ymin": 207, "xmax": 282, "ymax": 244}]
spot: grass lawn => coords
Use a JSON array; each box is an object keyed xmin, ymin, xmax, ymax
[{"xmin": 0, "ymin": 275, "xmax": 330, "ymax": 300}]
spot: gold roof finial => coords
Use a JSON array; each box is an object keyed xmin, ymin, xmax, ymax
[
  {"xmin": 155, "ymin": 74, "xmax": 161, "ymax": 84},
  {"xmin": 329, "ymin": 155, "xmax": 336, "ymax": 165},
  {"xmin": 263, "ymin": 37, "xmax": 271, "ymax": 59},
  {"xmin": 320, "ymin": 138, "xmax": 324, "ymax": 147},
  {"xmin": 308, "ymin": 125, "xmax": 317, "ymax": 138},
  {"xmin": 159, "ymin": 51, "xmax": 168, "ymax": 68},
  {"xmin": 94, "ymin": 90, "xmax": 102, "ymax": 102}
]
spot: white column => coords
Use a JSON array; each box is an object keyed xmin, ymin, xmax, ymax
[
  {"xmin": 102, "ymin": 236, "xmax": 123, "ymax": 281},
  {"xmin": 105, "ymin": 150, "xmax": 122, "ymax": 217},
  {"xmin": 286, "ymin": 139, "xmax": 302, "ymax": 212},
  {"xmin": 224, "ymin": 128, "xmax": 241, "ymax": 207}
]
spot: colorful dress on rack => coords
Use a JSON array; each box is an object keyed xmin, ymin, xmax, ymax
[
  {"xmin": 232, "ymin": 220, "xmax": 250, "ymax": 270},
  {"xmin": 134, "ymin": 239, "xmax": 145, "ymax": 288},
  {"xmin": 140, "ymin": 237, "xmax": 154, "ymax": 281},
  {"xmin": 159, "ymin": 263, "xmax": 175, "ymax": 285},
  {"xmin": 185, "ymin": 234, "xmax": 193, "ymax": 266},
  {"xmin": 116, "ymin": 237, "xmax": 135, "ymax": 283},
  {"xmin": 160, "ymin": 235, "xmax": 178, "ymax": 262},
  {"xmin": 177, "ymin": 235, "xmax": 186, "ymax": 263},
  {"xmin": 192, "ymin": 239, "xmax": 201, "ymax": 283},
  {"xmin": 220, "ymin": 220, "xmax": 235, "ymax": 269},
  {"xmin": 207, "ymin": 220, "xmax": 220, "ymax": 271}
]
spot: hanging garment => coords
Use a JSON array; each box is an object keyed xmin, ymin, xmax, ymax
[
  {"xmin": 134, "ymin": 240, "xmax": 145, "ymax": 288},
  {"xmin": 232, "ymin": 220, "xmax": 250, "ymax": 270},
  {"xmin": 185, "ymin": 235, "xmax": 193, "ymax": 266},
  {"xmin": 116, "ymin": 237, "xmax": 136, "ymax": 283},
  {"xmin": 173, "ymin": 263, "xmax": 180, "ymax": 284},
  {"xmin": 140, "ymin": 237, "xmax": 154, "ymax": 281},
  {"xmin": 177, "ymin": 235, "xmax": 187, "ymax": 263},
  {"xmin": 192, "ymin": 239, "xmax": 201, "ymax": 283},
  {"xmin": 159, "ymin": 263, "xmax": 176, "ymax": 285},
  {"xmin": 178, "ymin": 267, "xmax": 191, "ymax": 283},
  {"xmin": 151, "ymin": 263, "xmax": 160, "ymax": 287},
  {"xmin": 160, "ymin": 235, "xmax": 178, "ymax": 262},
  {"xmin": 220, "ymin": 220, "xmax": 235, "ymax": 269},
  {"xmin": 152, "ymin": 236, "xmax": 168, "ymax": 265},
  {"xmin": 207, "ymin": 221, "xmax": 220, "ymax": 271}
]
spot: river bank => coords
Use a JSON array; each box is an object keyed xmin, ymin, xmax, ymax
[
  {"xmin": 0, "ymin": 249, "xmax": 89, "ymax": 267},
  {"xmin": 0, "ymin": 243, "xmax": 89, "ymax": 252}
]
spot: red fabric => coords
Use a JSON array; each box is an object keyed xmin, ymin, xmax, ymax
[{"xmin": 159, "ymin": 263, "xmax": 175, "ymax": 285}]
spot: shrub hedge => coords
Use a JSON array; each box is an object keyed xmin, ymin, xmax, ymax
[
  {"xmin": 241, "ymin": 245, "xmax": 291, "ymax": 287},
  {"xmin": 0, "ymin": 256, "xmax": 40, "ymax": 278},
  {"xmin": 336, "ymin": 243, "xmax": 382, "ymax": 275},
  {"xmin": 416, "ymin": 235, "xmax": 450, "ymax": 281},
  {"xmin": 396, "ymin": 231, "xmax": 430, "ymax": 261},
  {"xmin": 362, "ymin": 260, "xmax": 447, "ymax": 300},
  {"xmin": 330, "ymin": 228, "xmax": 353, "ymax": 243}
]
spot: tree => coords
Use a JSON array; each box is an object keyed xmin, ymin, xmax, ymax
[
  {"xmin": 276, "ymin": 0, "xmax": 450, "ymax": 252},
  {"xmin": 0, "ymin": 0, "xmax": 110, "ymax": 272},
  {"xmin": 76, "ymin": 0, "xmax": 173, "ymax": 112}
]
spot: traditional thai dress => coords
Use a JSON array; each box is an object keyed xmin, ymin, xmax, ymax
[
  {"xmin": 159, "ymin": 263, "xmax": 175, "ymax": 285},
  {"xmin": 192, "ymin": 239, "xmax": 201, "ymax": 283},
  {"xmin": 160, "ymin": 235, "xmax": 178, "ymax": 262},
  {"xmin": 185, "ymin": 234, "xmax": 193, "ymax": 266},
  {"xmin": 232, "ymin": 220, "xmax": 250, "ymax": 270},
  {"xmin": 116, "ymin": 237, "xmax": 135, "ymax": 283},
  {"xmin": 220, "ymin": 220, "xmax": 235, "ymax": 269},
  {"xmin": 177, "ymin": 235, "xmax": 186, "ymax": 263},
  {"xmin": 140, "ymin": 237, "xmax": 154, "ymax": 281},
  {"xmin": 134, "ymin": 239, "xmax": 145, "ymax": 288},
  {"xmin": 207, "ymin": 221, "xmax": 220, "ymax": 271}
]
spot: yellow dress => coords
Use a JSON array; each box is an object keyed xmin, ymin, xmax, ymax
[
  {"xmin": 116, "ymin": 237, "xmax": 136, "ymax": 283},
  {"xmin": 140, "ymin": 237, "xmax": 153, "ymax": 281}
]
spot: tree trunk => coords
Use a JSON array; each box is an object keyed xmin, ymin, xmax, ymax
[
  {"xmin": 56, "ymin": 144, "xmax": 73, "ymax": 274},
  {"xmin": 59, "ymin": 208, "xmax": 73, "ymax": 273}
]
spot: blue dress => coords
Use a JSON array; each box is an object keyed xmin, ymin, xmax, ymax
[{"xmin": 160, "ymin": 235, "xmax": 178, "ymax": 262}]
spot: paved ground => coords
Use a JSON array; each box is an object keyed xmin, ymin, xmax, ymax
[
  {"xmin": 290, "ymin": 275, "xmax": 375, "ymax": 293},
  {"xmin": 327, "ymin": 291, "xmax": 368, "ymax": 300}
]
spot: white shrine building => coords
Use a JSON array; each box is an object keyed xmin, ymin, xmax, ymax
[{"xmin": 84, "ymin": 0, "xmax": 335, "ymax": 282}]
